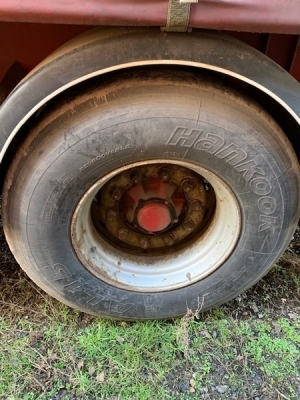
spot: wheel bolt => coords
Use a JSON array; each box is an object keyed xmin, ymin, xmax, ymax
[
  {"xmin": 107, "ymin": 210, "xmax": 117, "ymax": 222},
  {"xmin": 130, "ymin": 171, "xmax": 142, "ymax": 184},
  {"xmin": 190, "ymin": 199, "xmax": 203, "ymax": 212},
  {"xmin": 139, "ymin": 237, "xmax": 150, "ymax": 249},
  {"xmin": 159, "ymin": 167, "xmax": 171, "ymax": 182},
  {"xmin": 118, "ymin": 228, "xmax": 128, "ymax": 241},
  {"xmin": 183, "ymin": 220, "xmax": 195, "ymax": 231},
  {"xmin": 203, "ymin": 179, "xmax": 210, "ymax": 191},
  {"xmin": 181, "ymin": 179, "xmax": 194, "ymax": 192},
  {"xmin": 163, "ymin": 234, "xmax": 175, "ymax": 246},
  {"xmin": 110, "ymin": 187, "xmax": 122, "ymax": 201}
]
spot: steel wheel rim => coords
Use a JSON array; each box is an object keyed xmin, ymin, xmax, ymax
[{"xmin": 71, "ymin": 160, "xmax": 241, "ymax": 292}]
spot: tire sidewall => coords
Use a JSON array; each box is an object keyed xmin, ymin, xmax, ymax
[{"xmin": 7, "ymin": 79, "xmax": 299, "ymax": 319}]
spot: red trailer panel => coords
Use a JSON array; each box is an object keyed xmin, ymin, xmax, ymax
[{"xmin": 0, "ymin": 0, "xmax": 299, "ymax": 34}]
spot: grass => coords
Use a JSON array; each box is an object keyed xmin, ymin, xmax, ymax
[
  {"xmin": 1, "ymin": 310, "xmax": 300, "ymax": 399},
  {"xmin": 0, "ymin": 226, "xmax": 300, "ymax": 399}
]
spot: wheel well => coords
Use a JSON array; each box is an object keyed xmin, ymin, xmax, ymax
[
  {"xmin": 208, "ymin": 70, "xmax": 300, "ymax": 162},
  {"xmin": 1, "ymin": 63, "xmax": 299, "ymax": 191}
]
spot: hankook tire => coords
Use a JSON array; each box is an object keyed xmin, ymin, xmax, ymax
[{"xmin": 3, "ymin": 71, "xmax": 300, "ymax": 319}]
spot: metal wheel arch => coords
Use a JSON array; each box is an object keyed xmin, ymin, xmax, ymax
[{"xmin": 1, "ymin": 26, "xmax": 300, "ymax": 184}]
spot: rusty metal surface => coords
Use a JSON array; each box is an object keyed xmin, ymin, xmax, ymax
[
  {"xmin": 92, "ymin": 163, "xmax": 216, "ymax": 253},
  {"xmin": 0, "ymin": 0, "xmax": 299, "ymax": 34}
]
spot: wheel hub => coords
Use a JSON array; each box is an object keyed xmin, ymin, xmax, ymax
[
  {"xmin": 91, "ymin": 163, "xmax": 216, "ymax": 252},
  {"xmin": 121, "ymin": 177, "xmax": 185, "ymax": 234},
  {"xmin": 136, "ymin": 201, "xmax": 172, "ymax": 232}
]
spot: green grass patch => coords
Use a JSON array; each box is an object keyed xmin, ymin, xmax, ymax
[{"xmin": 1, "ymin": 305, "xmax": 299, "ymax": 399}]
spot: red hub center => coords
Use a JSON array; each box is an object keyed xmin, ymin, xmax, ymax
[
  {"xmin": 93, "ymin": 164, "xmax": 216, "ymax": 251},
  {"xmin": 119, "ymin": 176, "xmax": 187, "ymax": 235},
  {"xmin": 137, "ymin": 202, "xmax": 172, "ymax": 232}
]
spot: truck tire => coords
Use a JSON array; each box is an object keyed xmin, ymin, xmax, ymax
[{"xmin": 2, "ymin": 71, "xmax": 300, "ymax": 319}]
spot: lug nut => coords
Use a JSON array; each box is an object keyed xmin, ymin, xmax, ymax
[
  {"xmin": 183, "ymin": 220, "xmax": 195, "ymax": 231},
  {"xmin": 190, "ymin": 199, "xmax": 203, "ymax": 212},
  {"xmin": 203, "ymin": 179, "xmax": 210, "ymax": 191},
  {"xmin": 118, "ymin": 228, "xmax": 129, "ymax": 241},
  {"xmin": 181, "ymin": 179, "xmax": 194, "ymax": 192},
  {"xmin": 159, "ymin": 167, "xmax": 171, "ymax": 182},
  {"xmin": 107, "ymin": 210, "xmax": 117, "ymax": 222},
  {"xmin": 139, "ymin": 237, "xmax": 150, "ymax": 249},
  {"xmin": 163, "ymin": 234, "xmax": 175, "ymax": 246},
  {"xmin": 130, "ymin": 171, "xmax": 142, "ymax": 184},
  {"xmin": 110, "ymin": 187, "xmax": 122, "ymax": 201}
]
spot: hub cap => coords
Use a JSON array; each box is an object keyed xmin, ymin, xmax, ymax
[{"xmin": 137, "ymin": 202, "xmax": 172, "ymax": 232}]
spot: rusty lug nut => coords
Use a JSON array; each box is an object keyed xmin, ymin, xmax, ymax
[
  {"xmin": 190, "ymin": 199, "xmax": 203, "ymax": 212},
  {"xmin": 139, "ymin": 237, "xmax": 150, "ymax": 249},
  {"xmin": 130, "ymin": 171, "xmax": 142, "ymax": 184},
  {"xmin": 118, "ymin": 228, "xmax": 129, "ymax": 241},
  {"xmin": 107, "ymin": 210, "xmax": 117, "ymax": 222},
  {"xmin": 183, "ymin": 220, "xmax": 195, "ymax": 231},
  {"xmin": 163, "ymin": 234, "xmax": 175, "ymax": 246},
  {"xmin": 159, "ymin": 167, "xmax": 171, "ymax": 182},
  {"xmin": 110, "ymin": 187, "xmax": 122, "ymax": 201},
  {"xmin": 181, "ymin": 179, "xmax": 194, "ymax": 192}
]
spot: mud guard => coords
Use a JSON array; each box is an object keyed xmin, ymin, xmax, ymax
[{"xmin": 0, "ymin": 27, "xmax": 300, "ymax": 172}]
